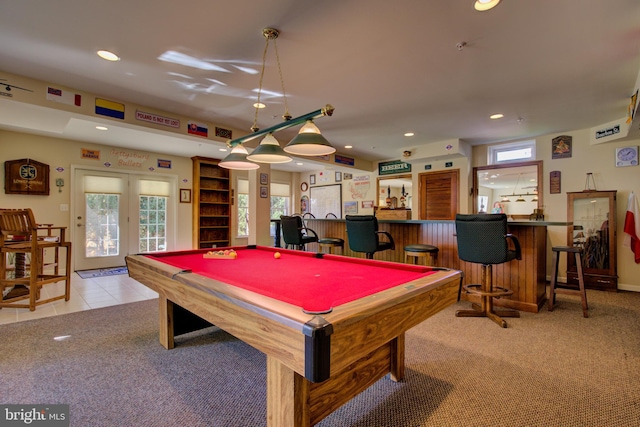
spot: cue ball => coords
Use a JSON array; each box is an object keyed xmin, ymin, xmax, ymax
[{"xmin": 274, "ymin": 252, "xmax": 281, "ymax": 259}]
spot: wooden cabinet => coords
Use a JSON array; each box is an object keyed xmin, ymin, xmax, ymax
[
  {"xmin": 566, "ymin": 190, "xmax": 618, "ymax": 291},
  {"xmin": 192, "ymin": 157, "xmax": 231, "ymax": 249},
  {"xmin": 375, "ymin": 208, "xmax": 411, "ymax": 220}
]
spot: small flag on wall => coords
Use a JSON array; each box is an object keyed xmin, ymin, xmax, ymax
[
  {"xmin": 624, "ymin": 191, "xmax": 640, "ymax": 263},
  {"xmin": 95, "ymin": 98, "xmax": 125, "ymax": 119},
  {"xmin": 188, "ymin": 121, "xmax": 208, "ymax": 137},
  {"xmin": 47, "ymin": 87, "xmax": 81, "ymax": 106}
]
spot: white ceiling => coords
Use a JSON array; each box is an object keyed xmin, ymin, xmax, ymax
[{"xmin": 1, "ymin": 0, "xmax": 639, "ymax": 174}]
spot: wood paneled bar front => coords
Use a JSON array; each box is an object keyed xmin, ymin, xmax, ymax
[{"xmin": 304, "ymin": 218, "xmax": 570, "ymax": 313}]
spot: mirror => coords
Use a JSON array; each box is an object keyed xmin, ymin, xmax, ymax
[
  {"xmin": 474, "ymin": 160, "xmax": 543, "ymax": 219},
  {"xmin": 377, "ymin": 174, "xmax": 412, "ymax": 209}
]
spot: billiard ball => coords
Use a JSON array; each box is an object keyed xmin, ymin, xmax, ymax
[{"xmin": 274, "ymin": 252, "xmax": 281, "ymax": 259}]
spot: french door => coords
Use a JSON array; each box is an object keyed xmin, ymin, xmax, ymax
[{"xmin": 73, "ymin": 168, "xmax": 176, "ymax": 271}]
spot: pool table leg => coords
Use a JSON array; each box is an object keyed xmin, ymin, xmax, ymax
[
  {"xmin": 389, "ymin": 332, "xmax": 405, "ymax": 382},
  {"xmin": 158, "ymin": 296, "xmax": 175, "ymax": 350},
  {"xmin": 267, "ymin": 334, "xmax": 407, "ymax": 426}
]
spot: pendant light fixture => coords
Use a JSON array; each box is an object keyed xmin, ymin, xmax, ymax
[
  {"xmin": 219, "ymin": 145, "xmax": 259, "ymax": 170},
  {"xmin": 284, "ymin": 120, "xmax": 335, "ymax": 156},
  {"xmin": 474, "ymin": 0, "xmax": 501, "ymax": 11},
  {"xmin": 243, "ymin": 28, "xmax": 292, "ymax": 164},
  {"xmin": 220, "ymin": 28, "xmax": 336, "ymax": 169}
]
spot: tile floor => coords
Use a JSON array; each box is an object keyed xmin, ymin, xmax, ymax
[{"xmin": 0, "ymin": 272, "xmax": 158, "ymax": 325}]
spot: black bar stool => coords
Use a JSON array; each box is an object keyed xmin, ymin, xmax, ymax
[
  {"xmin": 317, "ymin": 237, "xmax": 344, "ymax": 254},
  {"xmin": 404, "ymin": 244, "xmax": 439, "ymax": 266},
  {"xmin": 548, "ymin": 246, "xmax": 588, "ymax": 318}
]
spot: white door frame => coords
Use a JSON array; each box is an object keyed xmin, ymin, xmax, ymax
[{"xmin": 71, "ymin": 165, "xmax": 178, "ymax": 271}]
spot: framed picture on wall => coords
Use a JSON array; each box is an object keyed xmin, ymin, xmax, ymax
[
  {"xmin": 180, "ymin": 189, "xmax": 191, "ymax": 203},
  {"xmin": 260, "ymin": 186, "xmax": 268, "ymax": 198},
  {"xmin": 260, "ymin": 173, "xmax": 269, "ymax": 185},
  {"xmin": 335, "ymin": 171, "xmax": 342, "ymax": 182},
  {"xmin": 310, "ymin": 174, "xmax": 316, "ymax": 185}
]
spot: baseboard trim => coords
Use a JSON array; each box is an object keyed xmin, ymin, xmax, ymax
[{"xmin": 546, "ymin": 275, "xmax": 639, "ymax": 293}]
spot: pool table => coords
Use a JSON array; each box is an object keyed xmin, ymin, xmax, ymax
[{"xmin": 125, "ymin": 245, "xmax": 462, "ymax": 427}]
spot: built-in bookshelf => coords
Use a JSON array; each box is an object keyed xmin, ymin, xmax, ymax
[{"xmin": 192, "ymin": 157, "xmax": 230, "ymax": 249}]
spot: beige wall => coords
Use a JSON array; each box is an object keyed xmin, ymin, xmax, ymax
[
  {"xmin": 472, "ymin": 129, "xmax": 640, "ymax": 290},
  {"xmin": 1, "ymin": 129, "xmax": 194, "ymax": 267},
  {"xmin": 2, "ymin": 121, "xmax": 638, "ymax": 291}
]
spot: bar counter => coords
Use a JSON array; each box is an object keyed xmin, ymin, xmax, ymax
[{"xmin": 303, "ymin": 218, "xmax": 571, "ymax": 313}]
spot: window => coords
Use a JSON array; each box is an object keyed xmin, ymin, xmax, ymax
[
  {"xmin": 138, "ymin": 180, "xmax": 170, "ymax": 253},
  {"xmin": 270, "ymin": 182, "xmax": 290, "ymax": 237},
  {"xmin": 139, "ymin": 196, "xmax": 167, "ymax": 252},
  {"xmin": 237, "ymin": 178, "xmax": 249, "ymax": 237},
  {"xmin": 235, "ymin": 180, "xmax": 290, "ymax": 238},
  {"xmin": 488, "ymin": 140, "xmax": 535, "ymax": 164}
]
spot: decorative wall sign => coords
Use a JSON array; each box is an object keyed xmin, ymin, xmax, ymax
[
  {"xmin": 595, "ymin": 125, "xmax": 620, "ymax": 139},
  {"xmin": 4, "ymin": 158, "xmax": 50, "ymax": 195},
  {"xmin": 615, "ymin": 146, "xmax": 638, "ymax": 167},
  {"xmin": 215, "ymin": 127, "xmax": 233, "ymax": 139},
  {"xmin": 378, "ymin": 160, "xmax": 411, "ymax": 175},
  {"xmin": 260, "ymin": 186, "xmax": 268, "ymax": 198},
  {"xmin": 550, "ymin": 171, "xmax": 561, "ymax": 194},
  {"xmin": 552, "ymin": 135, "xmax": 572, "ymax": 159}
]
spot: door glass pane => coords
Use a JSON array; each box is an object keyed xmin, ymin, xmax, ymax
[
  {"xmin": 139, "ymin": 195, "xmax": 167, "ymax": 253},
  {"xmin": 85, "ymin": 193, "xmax": 120, "ymax": 258}
]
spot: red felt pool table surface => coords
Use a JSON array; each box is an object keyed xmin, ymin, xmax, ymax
[{"xmin": 146, "ymin": 245, "xmax": 439, "ymax": 314}]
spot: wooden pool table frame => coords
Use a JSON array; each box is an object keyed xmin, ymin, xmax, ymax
[{"xmin": 126, "ymin": 248, "xmax": 462, "ymax": 426}]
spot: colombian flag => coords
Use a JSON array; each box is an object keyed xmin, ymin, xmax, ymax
[{"xmin": 95, "ymin": 98, "xmax": 125, "ymax": 119}]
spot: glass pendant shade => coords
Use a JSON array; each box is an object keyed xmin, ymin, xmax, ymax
[
  {"xmin": 218, "ymin": 145, "xmax": 260, "ymax": 170},
  {"xmin": 284, "ymin": 120, "xmax": 336, "ymax": 156},
  {"xmin": 246, "ymin": 133, "xmax": 292, "ymax": 164},
  {"xmin": 474, "ymin": 0, "xmax": 501, "ymax": 11}
]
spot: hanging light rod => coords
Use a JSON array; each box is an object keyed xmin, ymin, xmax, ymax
[{"xmin": 227, "ymin": 104, "xmax": 334, "ymax": 149}]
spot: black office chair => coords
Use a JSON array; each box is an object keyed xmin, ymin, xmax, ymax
[
  {"xmin": 280, "ymin": 215, "xmax": 318, "ymax": 251},
  {"xmin": 345, "ymin": 215, "xmax": 395, "ymax": 259},
  {"xmin": 454, "ymin": 213, "xmax": 521, "ymax": 328}
]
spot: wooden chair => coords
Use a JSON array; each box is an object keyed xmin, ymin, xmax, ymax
[
  {"xmin": 0, "ymin": 209, "xmax": 71, "ymax": 311},
  {"xmin": 454, "ymin": 213, "xmax": 521, "ymax": 328},
  {"xmin": 345, "ymin": 215, "xmax": 394, "ymax": 259}
]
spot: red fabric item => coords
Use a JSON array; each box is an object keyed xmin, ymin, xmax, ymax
[
  {"xmin": 149, "ymin": 246, "xmax": 437, "ymax": 313},
  {"xmin": 624, "ymin": 192, "xmax": 640, "ymax": 264}
]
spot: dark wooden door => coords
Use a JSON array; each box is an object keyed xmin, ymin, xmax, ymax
[{"xmin": 418, "ymin": 170, "xmax": 459, "ymax": 220}]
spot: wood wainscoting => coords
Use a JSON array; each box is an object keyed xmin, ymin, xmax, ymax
[{"xmin": 303, "ymin": 219, "xmax": 551, "ymax": 313}]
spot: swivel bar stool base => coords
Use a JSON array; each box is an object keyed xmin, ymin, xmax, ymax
[{"xmin": 455, "ymin": 264, "xmax": 520, "ymax": 328}]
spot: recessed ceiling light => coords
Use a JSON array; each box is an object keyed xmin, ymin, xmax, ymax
[
  {"xmin": 95, "ymin": 126, "xmax": 108, "ymax": 131},
  {"xmin": 490, "ymin": 113, "xmax": 504, "ymax": 120},
  {"xmin": 474, "ymin": 0, "xmax": 501, "ymax": 11},
  {"xmin": 97, "ymin": 50, "xmax": 120, "ymax": 62},
  {"xmin": 218, "ymin": 148, "xmax": 228, "ymax": 152},
  {"xmin": 345, "ymin": 145, "xmax": 353, "ymax": 149},
  {"xmin": 404, "ymin": 132, "xmax": 415, "ymax": 137},
  {"xmin": 253, "ymin": 102, "xmax": 266, "ymax": 109},
  {"xmin": 296, "ymin": 162, "xmax": 304, "ymax": 166}
]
